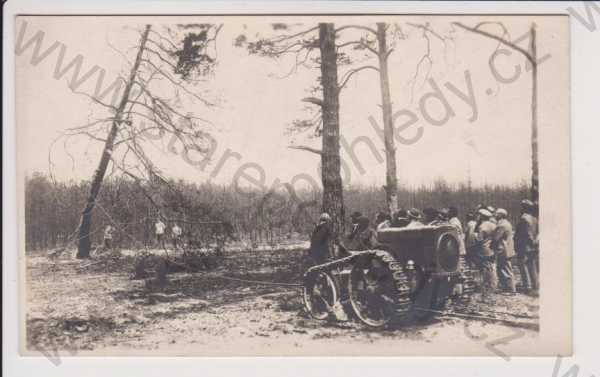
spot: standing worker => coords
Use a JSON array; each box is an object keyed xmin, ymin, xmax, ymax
[
  {"xmin": 308, "ymin": 213, "xmax": 332, "ymax": 266},
  {"xmin": 476, "ymin": 208, "xmax": 498, "ymax": 300},
  {"xmin": 171, "ymin": 223, "xmax": 182, "ymax": 249},
  {"xmin": 352, "ymin": 216, "xmax": 378, "ymax": 250},
  {"xmin": 493, "ymin": 208, "xmax": 516, "ymax": 293},
  {"xmin": 514, "ymin": 199, "xmax": 539, "ymax": 295},
  {"xmin": 464, "ymin": 212, "xmax": 478, "ymax": 263},
  {"xmin": 155, "ymin": 218, "xmax": 166, "ymax": 248},
  {"xmin": 448, "ymin": 206, "xmax": 466, "ymax": 256}
]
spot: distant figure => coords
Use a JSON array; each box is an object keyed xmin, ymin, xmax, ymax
[
  {"xmin": 155, "ymin": 219, "xmax": 166, "ymax": 247},
  {"xmin": 514, "ymin": 199, "xmax": 539, "ymax": 294},
  {"xmin": 405, "ymin": 208, "xmax": 424, "ymax": 228},
  {"xmin": 309, "ymin": 213, "xmax": 332, "ymax": 265},
  {"xmin": 103, "ymin": 225, "xmax": 114, "ymax": 249},
  {"xmin": 493, "ymin": 208, "xmax": 516, "ymax": 293},
  {"xmin": 375, "ymin": 212, "xmax": 391, "ymax": 231},
  {"xmin": 171, "ymin": 223, "xmax": 182, "ymax": 248},
  {"xmin": 448, "ymin": 206, "xmax": 466, "ymax": 256},
  {"xmin": 476, "ymin": 208, "xmax": 498, "ymax": 299}
]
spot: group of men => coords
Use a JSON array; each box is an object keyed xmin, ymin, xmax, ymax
[
  {"xmin": 462, "ymin": 200, "xmax": 540, "ymax": 297},
  {"xmin": 152, "ymin": 219, "xmax": 183, "ymax": 248},
  {"xmin": 309, "ymin": 199, "xmax": 540, "ymax": 297},
  {"xmin": 102, "ymin": 219, "xmax": 183, "ymax": 249}
]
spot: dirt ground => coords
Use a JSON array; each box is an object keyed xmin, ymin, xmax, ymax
[{"xmin": 25, "ymin": 247, "xmax": 540, "ymax": 356}]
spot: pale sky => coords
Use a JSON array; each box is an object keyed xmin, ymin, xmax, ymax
[{"xmin": 16, "ymin": 15, "xmax": 569, "ymax": 190}]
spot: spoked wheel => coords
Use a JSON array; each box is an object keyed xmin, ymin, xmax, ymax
[
  {"xmin": 347, "ymin": 251, "xmax": 409, "ymax": 329},
  {"xmin": 302, "ymin": 271, "xmax": 338, "ymax": 320}
]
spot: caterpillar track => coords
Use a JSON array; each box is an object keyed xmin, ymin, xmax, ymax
[
  {"xmin": 303, "ymin": 250, "xmax": 414, "ymax": 328},
  {"xmin": 458, "ymin": 256, "xmax": 479, "ymax": 299}
]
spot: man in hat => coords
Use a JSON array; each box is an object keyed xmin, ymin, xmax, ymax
[
  {"xmin": 348, "ymin": 211, "xmax": 362, "ymax": 239},
  {"xmin": 309, "ymin": 213, "xmax": 332, "ymax": 266},
  {"xmin": 464, "ymin": 212, "xmax": 478, "ymax": 262},
  {"xmin": 392, "ymin": 208, "xmax": 410, "ymax": 228},
  {"xmin": 352, "ymin": 215, "xmax": 379, "ymax": 251},
  {"xmin": 493, "ymin": 208, "xmax": 516, "ymax": 293},
  {"xmin": 448, "ymin": 206, "xmax": 466, "ymax": 256},
  {"xmin": 438, "ymin": 207, "xmax": 450, "ymax": 222},
  {"xmin": 422, "ymin": 207, "xmax": 440, "ymax": 225},
  {"xmin": 487, "ymin": 206, "xmax": 498, "ymax": 224},
  {"xmin": 476, "ymin": 208, "xmax": 498, "ymax": 299},
  {"xmin": 405, "ymin": 208, "xmax": 424, "ymax": 228},
  {"xmin": 375, "ymin": 212, "xmax": 392, "ymax": 231},
  {"xmin": 515, "ymin": 199, "xmax": 539, "ymax": 294}
]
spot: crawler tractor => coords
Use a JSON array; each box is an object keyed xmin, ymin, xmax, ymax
[{"xmin": 302, "ymin": 224, "xmax": 477, "ymax": 328}]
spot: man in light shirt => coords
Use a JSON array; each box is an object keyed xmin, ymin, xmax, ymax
[
  {"xmin": 155, "ymin": 219, "xmax": 166, "ymax": 247},
  {"xmin": 448, "ymin": 206, "xmax": 466, "ymax": 256},
  {"xmin": 476, "ymin": 209, "xmax": 498, "ymax": 299},
  {"xmin": 493, "ymin": 208, "xmax": 516, "ymax": 293},
  {"xmin": 103, "ymin": 225, "xmax": 114, "ymax": 249},
  {"xmin": 171, "ymin": 223, "xmax": 182, "ymax": 248}
]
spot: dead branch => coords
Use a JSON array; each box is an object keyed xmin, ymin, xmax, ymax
[
  {"xmin": 338, "ymin": 65, "xmax": 379, "ymax": 92},
  {"xmin": 453, "ymin": 21, "xmax": 533, "ymax": 62},
  {"xmin": 335, "ymin": 25, "xmax": 377, "ymax": 36},
  {"xmin": 301, "ymin": 97, "xmax": 324, "ymax": 107},
  {"xmin": 288, "ymin": 145, "xmax": 323, "ymax": 155}
]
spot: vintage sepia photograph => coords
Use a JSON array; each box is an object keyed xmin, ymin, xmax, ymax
[{"xmin": 16, "ymin": 14, "xmax": 571, "ymax": 357}]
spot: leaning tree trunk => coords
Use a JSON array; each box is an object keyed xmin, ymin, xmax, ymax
[
  {"xmin": 376, "ymin": 23, "xmax": 399, "ymax": 215},
  {"xmin": 76, "ymin": 25, "xmax": 151, "ymax": 258},
  {"xmin": 530, "ymin": 24, "xmax": 539, "ymax": 203},
  {"xmin": 318, "ymin": 23, "xmax": 345, "ymax": 250}
]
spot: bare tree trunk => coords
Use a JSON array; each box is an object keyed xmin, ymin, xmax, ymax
[
  {"xmin": 530, "ymin": 24, "xmax": 539, "ymax": 202},
  {"xmin": 376, "ymin": 23, "xmax": 398, "ymax": 215},
  {"xmin": 318, "ymin": 23, "xmax": 345, "ymax": 249},
  {"xmin": 76, "ymin": 25, "xmax": 151, "ymax": 258}
]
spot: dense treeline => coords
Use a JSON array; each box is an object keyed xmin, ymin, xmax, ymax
[{"xmin": 25, "ymin": 172, "xmax": 530, "ymax": 251}]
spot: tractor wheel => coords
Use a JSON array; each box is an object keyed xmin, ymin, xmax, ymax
[
  {"xmin": 347, "ymin": 250, "xmax": 411, "ymax": 329},
  {"xmin": 302, "ymin": 271, "xmax": 339, "ymax": 320}
]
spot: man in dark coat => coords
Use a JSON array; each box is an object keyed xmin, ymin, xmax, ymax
[
  {"xmin": 515, "ymin": 199, "xmax": 539, "ymax": 294},
  {"xmin": 309, "ymin": 213, "xmax": 332, "ymax": 265},
  {"xmin": 347, "ymin": 215, "xmax": 378, "ymax": 251}
]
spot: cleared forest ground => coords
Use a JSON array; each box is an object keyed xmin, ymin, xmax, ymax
[{"xmin": 25, "ymin": 247, "xmax": 540, "ymax": 356}]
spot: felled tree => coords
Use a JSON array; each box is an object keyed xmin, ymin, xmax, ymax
[
  {"xmin": 62, "ymin": 23, "xmax": 221, "ymax": 258},
  {"xmin": 241, "ymin": 23, "xmax": 346, "ymax": 247}
]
